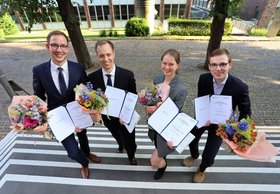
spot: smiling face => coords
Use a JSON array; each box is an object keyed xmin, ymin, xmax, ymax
[
  {"xmin": 95, "ymin": 43, "xmax": 115, "ymax": 73},
  {"xmin": 209, "ymin": 54, "xmax": 232, "ymax": 83},
  {"xmin": 161, "ymin": 54, "xmax": 179, "ymax": 78},
  {"xmin": 46, "ymin": 34, "xmax": 69, "ymax": 66}
]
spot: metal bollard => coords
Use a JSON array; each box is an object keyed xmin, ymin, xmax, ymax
[{"xmin": 0, "ymin": 68, "xmax": 16, "ymax": 99}]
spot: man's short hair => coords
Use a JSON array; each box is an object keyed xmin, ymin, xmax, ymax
[
  {"xmin": 209, "ymin": 48, "xmax": 232, "ymax": 63},
  {"xmin": 95, "ymin": 40, "xmax": 115, "ymax": 53},
  {"xmin": 47, "ymin": 30, "xmax": 69, "ymax": 43}
]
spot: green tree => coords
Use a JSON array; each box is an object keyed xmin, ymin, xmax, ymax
[
  {"xmin": 0, "ymin": 0, "xmax": 95, "ymax": 69},
  {"xmin": 203, "ymin": 0, "xmax": 243, "ymax": 70},
  {"xmin": 0, "ymin": 12, "xmax": 19, "ymax": 35}
]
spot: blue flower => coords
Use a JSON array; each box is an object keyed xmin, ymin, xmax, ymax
[
  {"xmin": 238, "ymin": 120, "xmax": 249, "ymax": 131},
  {"xmin": 225, "ymin": 124, "xmax": 235, "ymax": 136},
  {"xmin": 86, "ymin": 82, "xmax": 94, "ymax": 90}
]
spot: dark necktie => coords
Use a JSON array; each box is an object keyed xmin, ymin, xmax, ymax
[
  {"xmin": 106, "ymin": 74, "xmax": 112, "ymax": 86},
  {"xmin": 57, "ymin": 67, "xmax": 67, "ymax": 97}
]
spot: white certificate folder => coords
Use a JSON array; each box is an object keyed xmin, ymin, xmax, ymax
[
  {"xmin": 48, "ymin": 101, "xmax": 93, "ymax": 142},
  {"xmin": 148, "ymin": 97, "xmax": 197, "ymax": 147},
  {"xmin": 103, "ymin": 86, "xmax": 138, "ymax": 124},
  {"xmin": 195, "ymin": 95, "xmax": 232, "ymax": 128}
]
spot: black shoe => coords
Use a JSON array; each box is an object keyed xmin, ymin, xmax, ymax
[
  {"xmin": 154, "ymin": 164, "xmax": 167, "ymax": 180},
  {"xmin": 129, "ymin": 158, "xmax": 137, "ymax": 165},
  {"xmin": 116, "ymin": 148, "xmax": 123, "ymax": 153}
]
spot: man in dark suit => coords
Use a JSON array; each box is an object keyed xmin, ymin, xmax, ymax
[
  {"xmin": 32, "ymin": 30, "xmax": 101, "ymax": 179},
  {"xmin": 183, "ymin": 48, "xmax": 251, "ymax": 183},
  {"xmin": 88, "ymin": 40, "xmax": 137, "ymax": 165}
]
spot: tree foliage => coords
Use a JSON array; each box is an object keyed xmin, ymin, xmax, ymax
[
  {"xmin": 0, "ymin": 0, "xmax": 57, "ymax": 29},
  {"xmin": 0, "ymin": 12, "xmax": 19, "ymax": 35},
  {"xmin": 203, "ymin": 0, "xmax": 244, "ymax": 70}
]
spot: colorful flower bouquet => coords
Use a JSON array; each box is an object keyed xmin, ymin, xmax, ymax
[
  {"xmin": 216, "ymin": 112, "xmax": 279, "ymax": 163},
  {"xmin": 138, "ymin": 84, "xmax": 163, "ymax": 106},
  {"xmin": 8, "ymin": 96, "xmax": 48, "ymax": 133},
  {"xmin": 74, "ymin": 82, "xmax": 109, "ymax": 123}
]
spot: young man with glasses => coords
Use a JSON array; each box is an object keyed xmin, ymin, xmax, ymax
[
  {"xmin": 182, "ymin": 48, "xmax": 251, "ymax": 183},
  {"xmin": 32, "ymin": 30, "xmax": 101, "ymax": 179}
]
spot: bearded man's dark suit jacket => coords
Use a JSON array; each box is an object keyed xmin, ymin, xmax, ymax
[
  {"xmin": 88, "ymin": 66, "xmax": 137, "ymax": 161},
  {"xmin": 189, "ymin": 73, "xmax": 251, "ymax": 171},
  {"xmin": 32, "ymin": 60, "xmax": 91, "ymax": 167}
]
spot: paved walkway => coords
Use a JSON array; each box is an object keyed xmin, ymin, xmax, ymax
[{"xmin": 0, "ymin": 39, "xmax": 280, "ymax": 140}]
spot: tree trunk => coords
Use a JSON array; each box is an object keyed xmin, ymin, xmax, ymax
[
  {"xmin": 184, "ymin": 0, "xmax": 192, "ymax": 19},
  {"xmin": 56, "ymin": 0, "xmax": 94, "ymax": 69},
  {"xmin": 203, "ymin": 0, "xmax": 228, "ymax": 70},
  {"xmin": 159, "ymin": 0, "xmax": 164, "ymax": 23},
  {"xmin": 108, "ymin": 0, "xmax": 115, "ymax": 28},
  {"xmin": 134, "ymin": 0, "xmax": 138, "ymax": 16},
  {"xmin": 14, "ymin": 11, "xmax": 25, "ymax": 31},
  {"xmin": 83, "ymin": 0, "xmax": 92, "ymax": 28}
]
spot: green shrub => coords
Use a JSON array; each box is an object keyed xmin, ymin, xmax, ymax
[
  {"xmin": 99, "ymin": 29, "xmax": 119, "ymax": 37},
  {"xmin": 168, "ymin": 19, "xmax": 232, "ymax": 36},
  {"xmin": 99, "ymin": 29, "xmax": 107, "ymax": 37},
  {"xmin": 0, "ymin": 29, "xmax": 5, "ymax": 39},
  {"xmin": 125, "ymin": 17, "xmax": 149, "ymax": 36},
  {"xmin": 249, "ymin": 28, "xmax": 268, "ymax": 36},
  {"xmin": 0, "ymin": 12, "xmax": 19, "ymax": 35},
  {"xmin": 277, "ymin": 30, "xmax": 280, "ymax": 36}
]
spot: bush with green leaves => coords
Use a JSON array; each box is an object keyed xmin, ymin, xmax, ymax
[
  {"xmin": 0, "ymin": 12, "xmax": 19, "ymax": 35},
  {"xmin": 168, "ymin": 18, "xmax": 232, "ymax": 36},
  {"xmin": 99, "ymin": 29, "xmax": 119, "ymax": 37},
  {"xmin": 249, "ymin": 28, "xmax": 268, "ymax": 36},
  {"xmin": 125, "ymin": 17, "xmax": 149, "ymax": 36},
  {"xmin": 0, "ymin": 29, "xmax": 5, "ymax": 39}
]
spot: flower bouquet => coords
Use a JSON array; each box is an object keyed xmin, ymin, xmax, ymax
[
  {"xmin": 74, "ymin": 82, "xmax": 109, "ymax": 124},
  {"xmin": 216, "ymin": 112, "xmax": 280, "ymax": 163},
  {"xmin": 8, "ymin": 95, "xmax": 48, "ymax": 134},
  {"xmin": 138, "ymin": 84, "xmax": 163, "ymax": 106}
]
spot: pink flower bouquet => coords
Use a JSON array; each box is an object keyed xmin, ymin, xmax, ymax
[
  {"xmin": 216, "ymin": 112, "xmax": 280, "ymax": 163},
  {"xmin": 8, "ymin": 95, "xmax": 48, "ymax": 133}
]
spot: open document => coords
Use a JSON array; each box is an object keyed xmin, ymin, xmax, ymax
[
  {"xmin": 48, "ymin": 101, "xmax": 93, "ymax": 142},
  {"xmin": 103, "ymin": 86, "xmax": 138, "ymax": 124},
  {"xmin": 148, "ymin": 97, "xmax": 197, "ymax": 151},
  {"xmin": 195, "ymin": 95, "xmax": 232, "ymax": 128},
  {"xmin": 124, "ymin": 111, "xmax": 140, "ymax": 133}
]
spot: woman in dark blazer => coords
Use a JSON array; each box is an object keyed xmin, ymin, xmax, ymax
[{"xmin": 146, "ymin": 49, "xmax": 187, "ymax": 180}]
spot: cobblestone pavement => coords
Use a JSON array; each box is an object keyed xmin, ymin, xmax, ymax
[{"xmin": 0, "ymin": 39, "xmax": 279, "ymax": 139}]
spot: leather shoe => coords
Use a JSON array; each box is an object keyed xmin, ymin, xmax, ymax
[
  {"xmin": 129, "ymin": 158, "xmax": 137, "ymax": 165},
  {"xmin": 182, "ymin": 156, "xmax": 195, "ymax": 167},
  {"xmin": 81, "ymin": 166, "xmax": 89, "ymax": 179},
  {"xmin": 116, "ymin": 148, "xmax": 123, "ymax": 153},
  {"xmin": 193, "ymin": 168, "xmax": 205, "ymax": 183},
  {"xmin": 88, "ymin": 153, "xmax": 101, "ymax": 163},
  {"xmin": 154, "ymin": 164, "xmax": 167, "ymax": 180}
]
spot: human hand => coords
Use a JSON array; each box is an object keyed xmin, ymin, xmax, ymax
[
  {"xmin": 166, "ymin": 141, "xmax": 173, "ymax": 149},
  {"xmin": 204, "ymin": 120, "xmax": 211, "ymax": 127},
  {"xmin": 90, "ymin": 111, "xmax": 101, "ymax": 123},
  {"xmin": 119, "ymin": 118, "xmax": 125, "ymax": 125},
  {"xmin": 75, "ymin": 127, "xmax": 82, "ymax": 133}
]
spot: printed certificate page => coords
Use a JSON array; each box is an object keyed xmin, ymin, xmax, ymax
[
  {"xmin": 124, "ymin": 111, "xmax": 140, "ymax": 133},
  {"xmin": 48, "ymin": 106, "xmax": 75, "ymax": 142},
  {"xmin": 161, "ymin": 113, "xmax": 198, "ymax": 146},
  {"xmin": 210, "ymin": 95, "xmax": 232, "ymax": 124},
  {"xmin": 148, "ymin": 97, "xmax": 178, "ymax": 134},
  {"xmin": 103, "ymin": 86, "xmax": 126, "ymax": 118},
  {"xmin": 119, "ymin": 92, "xmax": 138, "ymax": 124},
  {"xmin": 66, "ymin": 101, "xmax": 93, "ymax": 129},
  {"xmin": 195, "ymin": 95, "xmax": 210, "ymax": 128}
]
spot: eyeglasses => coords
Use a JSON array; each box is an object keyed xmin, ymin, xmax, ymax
[
  {"xmin": 209, "ymin": 62, "xmax": 228, "ymax": 69},
  {"xmin": 50, "ymin": 43, "xmax": 69, "ymax": 50}
]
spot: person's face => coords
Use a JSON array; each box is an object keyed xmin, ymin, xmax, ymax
[
  {"xmin": 209, "ymin": 54, "xmax": 232, "ymax": 83},
  {"xmin": 95, "ymin": 43, "xmax": 115, "ymax": 72},
  {"xmin": 161, "ymin": 54, "xmax": 179, "ymax": 78},
  {"xmin": 46, "ymin": 35, "xmax": 69, "ymax": 66}
]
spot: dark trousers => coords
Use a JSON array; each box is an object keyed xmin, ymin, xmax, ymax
[
  {"xmin": 103, "ymin": 116, "xmax": 137, "ymax": 160},
  {"xmin": 189, "ymin": 125, "xmax": 222, "ymax": 172},
  {"xmin": 61, "ymin": 129, "xmax": 89, "ymax": 167}
]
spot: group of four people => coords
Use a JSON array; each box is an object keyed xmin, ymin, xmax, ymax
[{"xmin": 32, "ymin": 30, "xmax": 251, "ymax": 182}]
